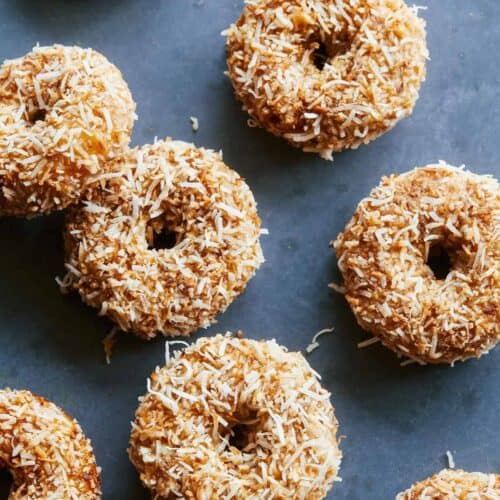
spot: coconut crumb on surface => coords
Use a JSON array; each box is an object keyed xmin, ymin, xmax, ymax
[
  {"xmin": 306, "ymin": 327, "xmax": 335, "ymax": 353},
  {"xmin": 446, "ymin": 450, "xmax": 455, "ymax": 469},
  {"xmin": 129, "ymin": 333, "xmax": 342, "ymax": 499},
  {"xmin": 357, "ymin": 337, "xmax": 380, "ymax": 349},
  {"xmin": 189, "ymin": 116, "xmax": 199, "ymax": 131},
  {"xmin": 102, "ymin": 327, "xmax": 120, "ymax": 365}
]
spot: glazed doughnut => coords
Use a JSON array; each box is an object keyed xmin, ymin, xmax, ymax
[
  {"xmin": 225, "ymin": 0, "xmax": 427, "ymax": 159},
  {"xmin": 397, "ymin": 469, "xmax": 500, "ymax": 499},
  {"xmin": 0, "ymin": 44, "xmax": 136, "ymax": 216},
  {"xmin": 129, "ymin": 334, "xmax": 342, "ymax": 499},
  {"xmin": 62, "ymin": 139, "xmax": 264, "ymax": 339},
  {"xmin": 0, "ymin": 389, "xmax": 100, "ymax": 499},
  {"xmin": 333, "ymin": 163, "xmax": 500, "ymax": 364}
]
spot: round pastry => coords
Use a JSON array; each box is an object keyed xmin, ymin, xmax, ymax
[
  {"xmin": 333, "ymin": 163, "xmax": 500, "ymax": 364},
  {"xmin": 129, "ymin": 334, "xmax": 342, "ymax": 499},
  {"xmin": 397, "ymin": 469, "xmax": 500, "ymax": 499},
  {"xmin": 61, "ymin": 139, "xmax": 264, "ymax": 339},
  {"xmin": 0, "ymin": 44, "xmax": 136, "ymax": 216},
  {"xmin": 0, "ymin": 389, "xmax": 101, "ymax": 499},
  {"xmin": 224, "ymin": 0, "xmax": 428, "ymax": 159}
]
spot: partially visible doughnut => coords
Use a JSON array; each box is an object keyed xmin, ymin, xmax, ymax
[
  {"xmin": 0, "ymin": 389, "xmax": 101, "ymax": 499},
  {"xmin": 333, "ymin": 163, "xmax": 499, "ymax": 364},
  {"xmin": 129, "ymin": 334, "xmax": 342, "ymax": 499},
  {"xmin": 225, "ymin": 0, "xmax": 427, "ymax": 159},
  {"xmin": 0, "ymin": 44, "xmax": 135, "ymax": 216},
  {"xmin": 62, "ymin": 139, "xmax": 264, "ymax": 339},
  {"xmin": 397, "ymin": 469, "xmax": 500, "ymax": 499}
]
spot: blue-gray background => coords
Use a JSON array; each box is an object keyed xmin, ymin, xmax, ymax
[{"xmin": 0, "ymin": 1, "xmax": 498, "ymax": 498}]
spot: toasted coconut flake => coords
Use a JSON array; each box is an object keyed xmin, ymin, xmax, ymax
[{"xmin": 129, "ymin": 334, "xmax": 342, "ymax": 499}]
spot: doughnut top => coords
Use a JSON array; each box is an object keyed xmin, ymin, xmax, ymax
[
  {"xmin": 63, "ymin": 139, "xmax": 264, "ymax": 338},
  {"xmin": 397, "ymin": 469, "xmax": 500, "ymax": 499},
  {"xmin": 334, "ymin": 163, "xmax": 500, "ymax": 364},
  {"xmin": 225, "ymin": 0, "xmax": 428, "ymax": 158},
  {"xmin": 0, "ymin": 389, "xmax": 101, "ymax": 499},
  {"xmin": 129, "ymin": 334, "xmax": 342, "ymax": 499},
  {"xmin": 0, "ymin": 44, "xmax": 135, "ymax": 216}
]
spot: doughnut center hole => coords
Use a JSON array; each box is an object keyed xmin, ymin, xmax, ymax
[
  {"xmin": 426, "ymin": 242, "xmax": 452, "ymax": 280},
  {"xmin": 28, "ymin": 108, "xmax": 46, "ymax": 124},
  {"xmin": 0, "ymin": 469, "xmax": 13, "ymax": 498},
  {"xmin": 310, "ymin": 34, "xmax": 351, "ymax": 70},
  {"xmin": 226, "ymin": 412, "xmax": 259, "ymax": 452},
  {"xmin": 146, "ymin": 218, "xmax": 179, "ymax": 251},
  {"xmin": 312, "ymin": 41, "xmax": 329, "ymax": 70}
]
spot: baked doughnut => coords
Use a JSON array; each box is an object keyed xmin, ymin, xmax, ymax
[
  {"xmin": 0, "ymin": 44, "xmax": 136, "ymax": 216},
  {"xmin": 61, "ymin": 139, "xmax": 264, "ymax": 339},
  {"xmin": 129, "ymin": 334, "xmax": 342, "ymax": 499},
  {"xmin": 0, "ymin": 389, "xmax": 100, "ymax": 499},
  {"xmin": 333, "ymin": 163, "xmax": 499, "ymax": 364},
  {"xmin": 225, "ymin": 0, "xmax": 427, "ymax": 159},
  {"xmin": 397, "ymin": 469, "xmax": 500, "ymax": 499}
]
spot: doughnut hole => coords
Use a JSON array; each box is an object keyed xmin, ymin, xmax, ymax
[
  {"xmin": 308, "ymin": 31, "xmax": 352, "ymax": 70},
  {"xmin": 27, "ymin": 107, "xmax": 47, "ymax": 125},
  {"xmin": 224, "ymin": 411, "xmax": 259, "ymax": 452},
  {"xmin": 0, "ymin": 468, "xmax": 13, "ymax": 498},
  {"xmin": 426, "ymin": 241, "xmax": 453, "ymax": 280},
  {"xmin": 146, "ymin": 216, "xmax": 181, "ymax": 251}
]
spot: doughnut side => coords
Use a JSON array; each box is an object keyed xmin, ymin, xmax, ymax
[
  {"xmin": 129, "ymin": 334, "xmax": 342, "ymax": 499},
  {"xmin": 0, "ymin": 389, "xmax": 101, "ymax": 499},
  {"xmin": 61, "ymin": 139, "xmax": 264, "ymax": 339},
  {"xmin": 396, "ymin": 469, "xmax": 500, "ymax": 499},
  {"xmin": 333, "ymin": 163, "xmax": 500, "ymax": 364},
  {"xmin": 225, "ymin": 0, "xmax": 428, "ymax": 159}
]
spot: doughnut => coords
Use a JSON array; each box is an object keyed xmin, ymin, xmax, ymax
[
  {"xmin": 0, "ymin": 44, "xmax": 136, "ymax": 216},
  {"xmin": 0, "ymin": 389, "xmax": 101, "ymax": 498},
  {"xmin": 397, "ymin": 469, "xmax": 500, "ymax": 499},
  {"xmin": 129, "ymin": 334, "xmax": 342, "ymax": 499},
  {"xmin": 225, "ymin": 0, "xmax": 427, "ymax": 159},
  {"xmin": 61, "ymin": 139, "xmax": 264, "ymax": 339},
  {"xmin": 333, "ymin": 163, "xmax": 500, "ymax": 364}
]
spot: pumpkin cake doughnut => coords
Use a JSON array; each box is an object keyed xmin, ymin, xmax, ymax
[
  {"xmin": 62, "ymin": 139, "xmax": 264, "ymax": 339},
  {"xmin": 0, "ymin": 389, "xmax": 101, "ymax": 499},
  {"xmin": 0, "ymin": 44, "xmax": 136, "ymax": 216},
  {"xmin": 397, "ymin": 469, "xmax": 500, "ymax": 499},
  {"xmin": 129, "ymin": 334, "xmax": 342, "ymax": 499},
  {"xmin": 225, "ymin": 0, "xmax": 428, "ymax": 159},
  {"xmin": 333, "ymin": 163, "xmax": 500, "ymax": 364}
]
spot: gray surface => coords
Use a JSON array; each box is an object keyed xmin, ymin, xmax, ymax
[{"xmin": 0, "ymin": 1, "xmax": 498, "ymax": 498}]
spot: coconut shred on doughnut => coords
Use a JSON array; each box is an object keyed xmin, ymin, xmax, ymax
[
  {"xmin": 397, "ymin": 469, "xmax": 500, "ymax": 499},
  {"xmin": 0, "ymin": 389, "xmax": 101, "ymax": 499},
  {"xmin": 129, "ymin": 334, "xmax": 342, "ymax": 499},
  {"xmin": 61, "ymin": 139, "xmax": 264, "ymax": 339},
  {"xmin": 0, "ymin": 44, "xmax": 136, "ymax": 216},
  {"xmin": 225, "ymin": 0, "xmax": 428, "ymax": 159},
  {"xmin": 333, "ymin": 163, "xmax": 500, "ymax": 365}
]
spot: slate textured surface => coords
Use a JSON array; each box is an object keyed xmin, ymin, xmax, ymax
[{"xmin": 0, "ymin": 1, "xmax": 498, "ymax": 499}]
